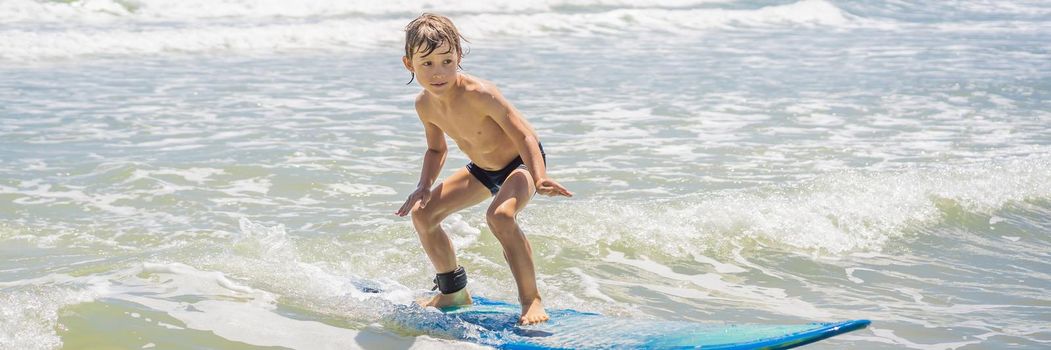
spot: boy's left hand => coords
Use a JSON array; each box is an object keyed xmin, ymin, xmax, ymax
[{"xmin": 536, "ymin": 178, "xmax": 573, "ymax": 197}]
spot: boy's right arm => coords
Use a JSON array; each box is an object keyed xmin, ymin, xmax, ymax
[
  {"xmin": 414, "ymin": 121, "xmax": 447, "ymax": 191},
  {"xmin": 396, "ymin": 103, "xmax": 447, "ymax": 217}
]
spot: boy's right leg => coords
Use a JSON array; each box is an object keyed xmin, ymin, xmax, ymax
[{"xmin": 410, "ymin": 167, "xmax": 491, "ymax": 308}]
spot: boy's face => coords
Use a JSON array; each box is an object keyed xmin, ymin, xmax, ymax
[{"xmin": 403, "ymin": 42, "xmax": 459, "ymax": 93}]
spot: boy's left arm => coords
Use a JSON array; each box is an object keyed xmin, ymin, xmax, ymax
[{"xmin": 480, "ymin": 89, "xmax": 572, "ymax": 197}]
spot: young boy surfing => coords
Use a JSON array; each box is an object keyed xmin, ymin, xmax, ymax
[{"xmin": 394, "ymin": 13, "xmax": 572, "ymax": 325}]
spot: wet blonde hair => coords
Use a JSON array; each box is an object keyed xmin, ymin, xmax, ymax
[{"xmin": 404, "ymin": 13, "xmax": 469, "ymax": 83}]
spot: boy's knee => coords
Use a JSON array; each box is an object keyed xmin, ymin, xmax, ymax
[
  {"xmin": 485, "ymin": 207, "xmax": 516, "ymax": 233},
  {"xmin": 410, "ymin": 205, "xmax": 441, "ymax": 229}
]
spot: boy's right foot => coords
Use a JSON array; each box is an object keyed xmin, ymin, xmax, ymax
[
  {"xmin": 519, "ymin": 297, "xmax": 549, "ymax": 325},
  {"xmin": 417, "ymin": 288, "xmax": 472, "ymax": 309}
]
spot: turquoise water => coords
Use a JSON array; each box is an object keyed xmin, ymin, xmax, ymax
[{"xmin": 2, "ymin": 1, "xmax": 1050, "ymax": 349}]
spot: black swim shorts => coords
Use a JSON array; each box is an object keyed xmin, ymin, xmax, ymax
[{"xmin": 466, "ymin": 143, "xmax": 546, "ymax": 196}]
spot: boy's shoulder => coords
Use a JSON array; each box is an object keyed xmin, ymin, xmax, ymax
[
  {"xmin": 460, "ymin": 74, "xmax": 494, "ymax": 91},
  {"xmin": 459, "ymin": 74, "xmax": 507, "ymax": 108},
  {"xmin": 414, "ymin": 90, "xmax": 429, "ymax": 107}
]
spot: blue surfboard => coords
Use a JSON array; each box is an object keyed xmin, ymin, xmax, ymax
[{"xmin": 385, "ymin": 296, "xmax": 870, "ymax": 349}]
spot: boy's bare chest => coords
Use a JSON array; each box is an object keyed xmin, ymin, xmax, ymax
[{"xmin": 430, "ymin": 108, "xmax": 504, "ymax": 144}]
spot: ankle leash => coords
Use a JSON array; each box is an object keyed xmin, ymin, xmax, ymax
[{"xmin": 432, "ymin": 266, "xmax": 468, "ymax": 294}]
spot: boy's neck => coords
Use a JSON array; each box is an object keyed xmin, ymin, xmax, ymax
[{"xmin": 428, "ymin": 73, "xmax": 465, "ymax": 104}]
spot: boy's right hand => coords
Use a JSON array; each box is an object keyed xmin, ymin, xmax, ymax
[{"xmin": 396, "ymin": 186, "xmax": 432, "ymax": 217}]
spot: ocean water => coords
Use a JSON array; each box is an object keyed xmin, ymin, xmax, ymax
[{"xmin": 2, "ymin": 0, "xmax": 1050, "ymax": 349}]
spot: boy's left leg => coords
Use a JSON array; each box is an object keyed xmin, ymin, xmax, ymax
[{"xmin": 485, "ymin": 168, "xmax": 549, "ymax": 325}]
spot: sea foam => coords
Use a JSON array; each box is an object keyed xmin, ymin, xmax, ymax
[
  {"xmin": 528, "ymin": 155, "xmax": 1051, "ymax": 255},
  {"xmin": 1, "ymin": 0, "xmax": 858, "ymax": 62}
]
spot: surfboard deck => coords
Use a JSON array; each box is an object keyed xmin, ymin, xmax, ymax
[{"xmin": 388, "ymin": 296, "xmax": 870, "ymax": 349}]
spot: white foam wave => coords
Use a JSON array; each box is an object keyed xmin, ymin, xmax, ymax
[
  {"xmin": 0, "ymin": 285, "xmax": 98, "ymax": 350},
  {"xmin": 328, "ymin": 183, "xmax": 398, "ymax": 197},
  {"xmin": 1, "ymin": 181, "xmax": 140, "ymax": 216},
  {"xmin": 458, "ymin": 0, "xmax": 852, "ymax": 37},
  {"xmin": 531, "ymin": 155, "xmax": 1051, "ymax": 255},
  {"xmin": 128, "ymin": 167, "xmax": 225, "ymax": 185},
  {"xmin": 225, "ymin": 218, "xmax": 419, "ymax": 305},
  {"xmin": 140, "ymin": 262, "xmax": 259, "ymax": 295},
  {"xmin": 0, "ymin": 252, "xmax": 480, "ymax": 350},
  {"xmin": 234, "ymin": 217, "xmax": 296, "ymax": 261},
  {"xmin": 0, "ymin": 0, "xmax": 730, "ymax": 23},
  {"xmin": 0, "ymin": 18, "xmax": 403, "ymax": 61},
  {"xmin": 0, "ymin": 0, "xmax": 856, "ymax": 61},
  {"xmin": 567, "ymin": 267, "xmax": 616, "ymax": 302}
]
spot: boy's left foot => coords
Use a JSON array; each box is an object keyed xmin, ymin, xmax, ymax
[
  {"xmin": 417, "ymin": 288, "xmax": 472, "ymax": 309},
  {"xmin": 519, "ymin": 298, "xmax": 549, "ymax": 325}
]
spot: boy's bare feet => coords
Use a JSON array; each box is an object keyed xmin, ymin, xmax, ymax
[
  {"xmin": 417, "ymin": 288, "xmax": 473, "ymax": 309},
  {"xmin": 519, "ymin": 297, "xmax": 549, "ymax": 325}
]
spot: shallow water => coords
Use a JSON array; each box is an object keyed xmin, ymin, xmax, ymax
[{"xmin": 2, "ymin": 0, "xmax": 1050, "ymax": 349}]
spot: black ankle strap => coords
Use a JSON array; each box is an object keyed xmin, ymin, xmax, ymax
[{"xmin": 432, "ymin": 266, "xmax": 467, "ymax": 294}]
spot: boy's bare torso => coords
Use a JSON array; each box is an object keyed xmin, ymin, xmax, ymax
[{"xmin": 416, "ymin": 74, "xmax": 538, "ymax": 171}]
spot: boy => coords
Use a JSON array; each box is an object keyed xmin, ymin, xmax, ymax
[{"xmin": 394, "ymin": 13, "xmax": 573, "ymax": 325}]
